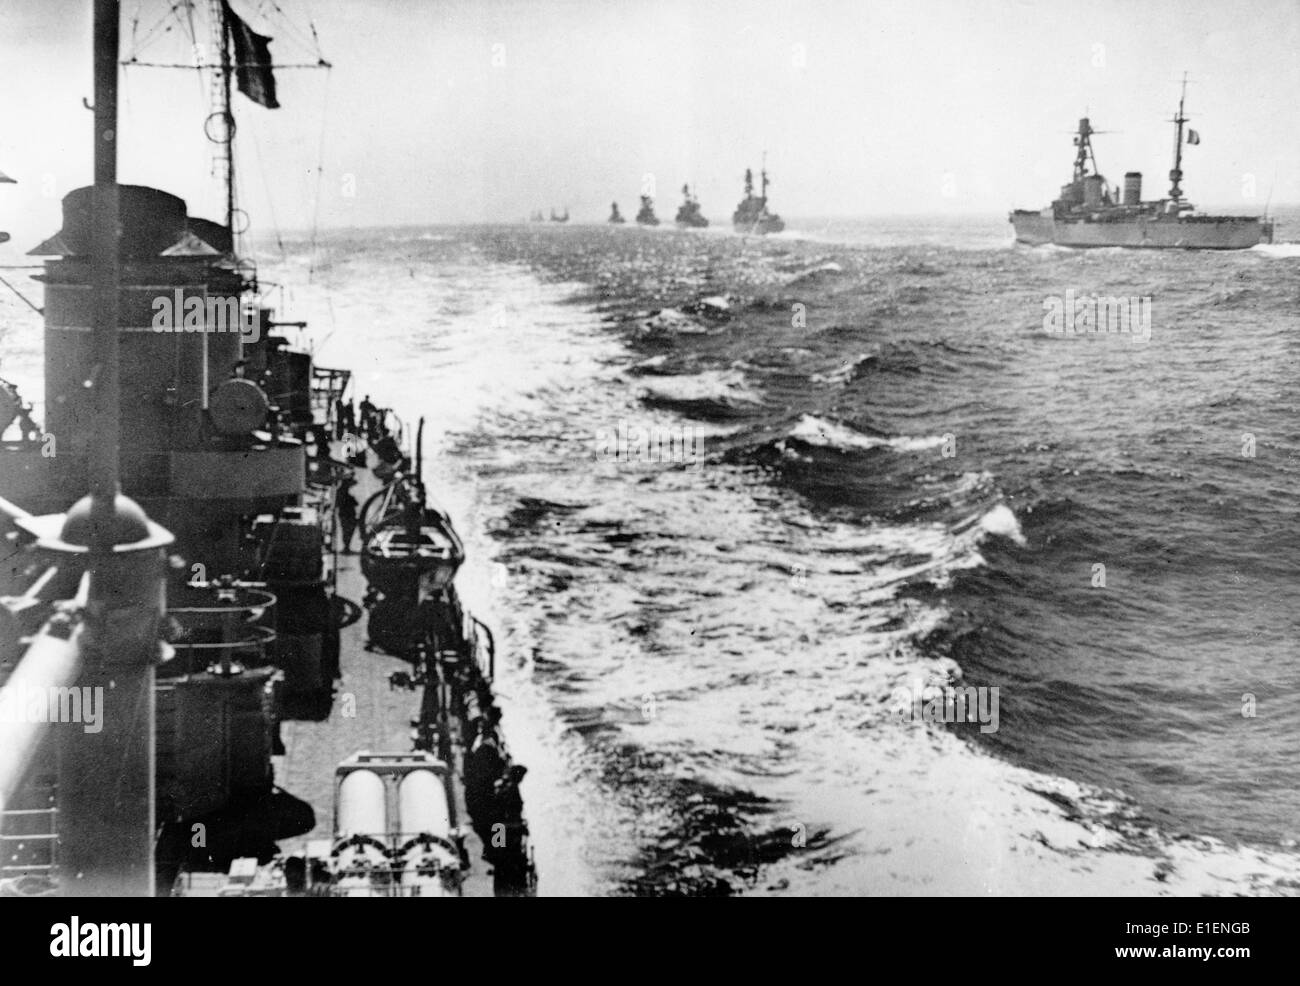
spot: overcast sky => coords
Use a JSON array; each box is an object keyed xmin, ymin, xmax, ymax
[{"xmin": 1, "ymin": 0, "xmax": 1296, "ymax": 249}]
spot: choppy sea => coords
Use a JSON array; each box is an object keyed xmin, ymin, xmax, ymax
[{"xmin": 4, "ymin": 210, "xmax": 1299, "ymax": 894}]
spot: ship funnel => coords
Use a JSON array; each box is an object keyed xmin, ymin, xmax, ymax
[{"xmin": 1123, "ymin": 172, "xmax": 1142, "ymax": 206}]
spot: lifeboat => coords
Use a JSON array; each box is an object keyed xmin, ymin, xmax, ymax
[
  {"xmin": 361, "ymin": 503, "xmax": 464, "ymax": 594},
  {"xmin": 360, "ymin": 482, "xmax": 467, "ymax": 658}
]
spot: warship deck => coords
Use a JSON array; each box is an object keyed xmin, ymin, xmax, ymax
[{"xmin": 178, "ymin": 439, "xmax": 496, "ymax": 896}]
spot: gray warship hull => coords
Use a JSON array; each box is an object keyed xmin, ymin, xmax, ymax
[
  {"xmin": 1011, "ymin": 210, "xmax": 1269, "ymax": 249},
  {"xmin": 732, "ymin": 214, "xmax": 785, "ymax": 235}
]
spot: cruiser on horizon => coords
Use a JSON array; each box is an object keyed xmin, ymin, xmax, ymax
[{"xmin": 733, "ymin": 157, "xmax": 784, "ymax": 235}]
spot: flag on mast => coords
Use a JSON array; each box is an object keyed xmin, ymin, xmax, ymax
[
  {"xmin": 1187, "ymin": 129, "xmax": 1200, "ymax": 145},
  {"xmin": 222, "ymin": 1, "xmax": 279, "ymax": 109}
]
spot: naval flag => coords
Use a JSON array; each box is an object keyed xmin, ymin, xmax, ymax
[
  {"xmin": 222, "ymin": 1, "xmax": 280, "ymax": 109},
  {"xmin": 1187, "ymin": 129, "xmax": 1200, "ymax": 145}
]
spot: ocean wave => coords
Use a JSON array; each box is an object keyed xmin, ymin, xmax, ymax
[
  {"xmin": 634, "ymin": 307, "xmax": 722, "ymax": 335},
  {"xmin": 810, "ymin": 353, "xmax": 876, "ymax": 384},
  {"xmin": 626, "ymin": 355, "xmax": 671, "ymax": 375},
  {"xmin": 788, "ymin": 414, "xmax": 945, "ymax": 453},
  {"xmin": 963, "ymin": 502, "xmax": 1027, "ymax": 547},
  {"xmin": 680, "ymin": 295, "xmax": 737, "ymax": 320},
  {"xmin": 783, "ymin": 261, "xmax": 844, "ymax": 288},
  {"xmin": 637, "ymin": 369, "xmax": 759, "ymax": 408},
  {"xmin": 1207, "ymin": 285, "xmax": 1256, "ymax": 307}
]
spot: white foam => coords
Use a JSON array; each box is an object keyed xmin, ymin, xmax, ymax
[
  {"xmin": 790, "ymin": 414, "xmax": 945, "ymax": 453},
  {"xmin": 784, "ymin": 261, "xmax": 844, "ymax": 284},
  {"xmin": 810, "ymin": 353, "xmax": 873, "ymax": 384},
  {"xmin": 639, "ymin": 369, "xmax": 761, "ymax": 405},
  {"xmin": 978, "ymin": 503, "xmax": 1026, "ymax": 546},
  {"xmin": 1253, "ymin": 241, "xmax": 1300, "ymax": 258}
]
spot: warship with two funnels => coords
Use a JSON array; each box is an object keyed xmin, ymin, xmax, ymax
[
  {"xmin": 732, "ymin": 162, "xmax": 784, "ymax": 235},
  {"xmin": 1010, "ymin": 79, "xmax": 1273, "ymax": 249}
]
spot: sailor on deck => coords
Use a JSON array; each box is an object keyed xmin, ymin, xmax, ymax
[
  {"xmin": 337, "ymin": 477, "xmax": 359, "ymax": 553},
  {"xmin": 359, "ymin": 395, "xmax": 376, "ymax": 439}
]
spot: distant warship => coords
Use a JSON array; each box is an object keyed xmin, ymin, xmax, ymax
[
  {"xmin": 608, "ymin": 201, "xmax": 625, "ymax": 224},
  {"xmin": 1010, "ymin": 78, "xmax": 1273, "ymax": 249},
  {"xmin": 732, "ymin": 158, "xmax": 784, "ymax": 234},
  {"xmin": 549, "ymin": 206, "xmax": 569, "ymax": 223},
  {"xmin": 674, "ymin": 184, "xmax": 709, "ymax": 228},
  {"xmin": 528, "ymin": 209, "xmax": 545, "ymax": 223},
  {"xmin": 635, "ymin": 194, "xmax": 660, "ymax": 226}
]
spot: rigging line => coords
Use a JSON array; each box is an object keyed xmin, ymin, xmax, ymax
[
  {"xmin": 124, "ymin": 6, "xmax": 172, "ymax": 54},
  {"xmin": 181, "ymin": 0, "xmax": 200, "ymax": 59},
  {"xmin": 308, "ymin": 64, "xmax": 332, "ymax": 282},
  {"xmin": 128, "ymin": 0, "xmax": 143, "ymax": 53},
  {"xmin": 127, "ymin": 1, "xmax": 189, "ymax": 55},
  {"xmin": 263, "ymin": 0, "xmax": 324, "ymax": 59},
  {"xmin": 306, "ymin": 6, "xmax": 324, "ymax": 57},
  {"xmin": 265, "ymin": 4, "xmax": 314, "ymax": 54},
  {"xmin": 249, "ymin": 124, "xmax": 286, "ymax": 257},
  {"xmin": 0, "ymin": 274, "xmax": 44, "ymax": 316},
  {"xmin": 175, "ymin": 0, "xmax": 207, "ymax": 105},
  {"xmin": 236, "ymin": 0, "xmax": 313, "ymax": 58}
]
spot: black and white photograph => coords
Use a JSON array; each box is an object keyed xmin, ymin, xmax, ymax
[{"xmin": 0, "ymin": 0, "xmax": 1296, "ymax": 938}]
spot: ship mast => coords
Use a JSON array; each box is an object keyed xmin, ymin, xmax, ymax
[
  {"xmin": 63, "ymin": 0, "xmax": 169, "ymax": 897},
  {"xmin": 216, "ymin": 0, "xmax": 235, "ymax": 235},
  {"xmin": 202, "ymin": 0, "xmax": 239, "ymax": 243},
  {"xmin": 1072, "ymin": 117, "xmax": 1098, "ymax": 182},
  {"xmin": 760, "ymin": 151, "xmax": 769, "ymax": 202},
  {"xmin": 90, "ymin": 0, "xmax": 122, "ymax": 541},
  {"xmin": 1168, "ymin": 72, "xmax": 1188, "ymax": 202}
]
